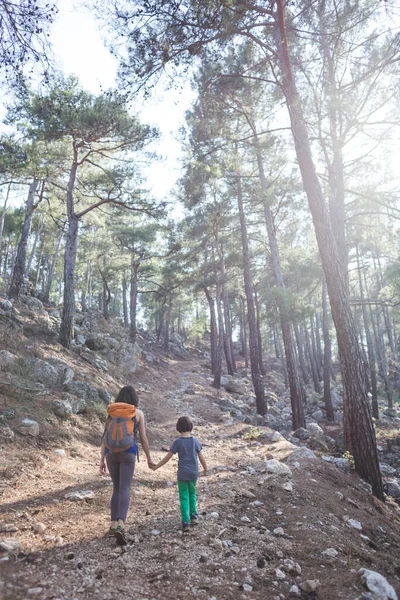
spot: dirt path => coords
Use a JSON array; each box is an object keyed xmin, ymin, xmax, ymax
[{"xmin": 1, "ymin": 356, "xmax": 400, "ymax": 600}]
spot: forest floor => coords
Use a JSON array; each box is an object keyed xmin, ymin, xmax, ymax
[{"xmin": 1, "ymin": 316, "xmax": 400, "ymax": 599}]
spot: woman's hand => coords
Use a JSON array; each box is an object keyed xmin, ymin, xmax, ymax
[{"xmin": 100, "ymin": 459, "xmax": 106, "ymax": 475}]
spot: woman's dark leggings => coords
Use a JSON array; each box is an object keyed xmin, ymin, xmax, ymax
[{"xmin": 105, "ymin": 452, "xmax": 136, "ymax": 521}]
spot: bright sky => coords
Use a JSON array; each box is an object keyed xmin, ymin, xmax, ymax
[{"xmin": 50, "ymin": 0, "xmax": 193, "ymax": 205}]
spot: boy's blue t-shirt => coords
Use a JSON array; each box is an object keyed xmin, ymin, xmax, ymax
[{"xmin": 170, "ymin": 436, "xmax": 202, "ymax": 481}]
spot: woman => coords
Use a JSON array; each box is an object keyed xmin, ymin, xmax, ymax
[{"xmin": 100, "ymin": 385, "xmax": 154, "ymax": 545}]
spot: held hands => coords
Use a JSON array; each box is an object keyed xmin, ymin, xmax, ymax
[{"xmin": 147, "ymin": 458, "xmax": 157, "ymax": 470}]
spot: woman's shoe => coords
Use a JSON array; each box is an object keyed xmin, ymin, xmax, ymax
[
  {"xmin": 114, "ymin": 525, "xmax": 127, "ymax": 546},
  {"xmin": 108, "ymin": 526, "xmax": 117, "ymax": 537}
]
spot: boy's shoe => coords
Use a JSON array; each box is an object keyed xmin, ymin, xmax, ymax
[
  {"xmin": 182, "ymin": 522, "xmax": 190, "ymax": 534},
  {"xmin": 114, "ymin": 525, "xmax": 127, "ymax": 546},
  {"xmin": 190, "ymin": 514, "xmax": 199, "ymax": 526}
]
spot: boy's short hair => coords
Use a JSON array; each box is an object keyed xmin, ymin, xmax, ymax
[{"xmin": 176, "ymin": 416, "xmax": 193, "ymax": 433}]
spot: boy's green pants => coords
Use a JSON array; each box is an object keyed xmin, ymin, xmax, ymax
[{"xmin": 177, "ymin": 480, "xmax": 197, "ymax": 523}]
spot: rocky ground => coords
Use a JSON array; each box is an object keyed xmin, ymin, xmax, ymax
[{"xmin": 0, "ymin": 297, "xmax": 400, "ymax": 600}]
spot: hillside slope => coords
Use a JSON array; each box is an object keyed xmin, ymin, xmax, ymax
[{"xmin": 0, "ymin": 299, "xmax": 399, "ymax": 600}]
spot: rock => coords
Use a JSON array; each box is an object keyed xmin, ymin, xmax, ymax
[
  {"xmin": 330, "ymin": 389, "xmax": 342, "ymax": 408},
  {"xmin": 311, "ymin": 410, "xmax": 324, "ymax": 422},
  {"xmin": 63, "ymin": 381, "xmax": 102, "ymax": 405},
  {"xmin": 97, "ymin": 388, "xmax": 112, "ymax": 405},
  {"xmin": 240, "ymin": 516, "xmax": 251, "ymax": 523},
  {"xmin": 282, "ymin": 481, "xmax": 293, "ymax": 492},
  {"xmin": 54, "ymin": 449, "xmax": 66, "ymax": 456},
  {"xmin": 0, "ymin": 426, "xmax": 15, "ymax": 442},
  {"xmin": 0, "ymin": 298, "xmax": 12, "ymax": 312},
  {"xmin": 282, "ymin": 559, "xmax": 301, "ymax": 575},
  {"xmin": 118, "ymin": 343, "xmax": 141, "ymax": 376},
  {"xmin": 359, "ymin": 568, "xmax": 397, "ymax": 600},
  {"xmin": 293, "ymin": 427, "xmax": 309, "ymax": 440},
  {"xmin": 261, "ymin": 430, "xmax": 283, "ymax": 443},
  {"xmin": 242, "ymin": 583, "xmax": 253, "ymax": 592},
  {"xmin": 22, "ymin": 358, "xmax": 58, "ymax": 385},
  {"xmin": 65, "ymin": 490, "xmax": 94, "ymax": 501},
  {"xmin": 306, "ymin": 422, "xmax": 324, "ymax": 439},
  {"xmin": 273, "ymin": 527, "xmax": 285, "ymax": 536},
  {"xmin": 265, "ymin": 459, "xmax": 292, "ymax": 477},
  {"xmin": 322, "ymin": 455, "xmax": 350, "ymax": 473},
  {"xmin": 52, "ymin": 399, "xmax": 73, "ymax": 419},
  {"xmin": 18, "ymin": 418, "xmax": 40, "ymax": 437},
  {"xmin": 286, "ymin": 447, "xmax": 317, "ymax": 463},
  {"xmin": 61, "ymin": 392, "xmax": 87, "ymax": 414},
  {"xmin": 0, "ymin": 350, "xmax": 17, "ymax": 369},
  {"xmin": 347, "ymin": 519, "xmax": 362, "ymax": 530},
  {"xmin": 27, "ymin": 588, "xmax": 43, "ymax": 595},
  {"xmin": 322, "ymin": 548, "xmax": 339, "ymax": 558},
  {"xmin": 300, "ymin": 580, "xmax": 321, "ymax": 593},
  {"xmin": 225, "ymin": 378, "xmax": 247, "ymax": 395},
  {"xmin": 62, "ymin": 366, "xmax": 75, "ymax": 385},
  {"xmin": 22, "ymin": 296, "xmax": 43, "ymax": 311},
  {"xmin": 289, "ymin": 585, "xmax": 301, "ymax": 597},
  {"xmin": 209, "ymin": 512, "xmax": 219, "ymax": 519},
  {"xmin": 151, "ymin": 529, "xmax": 161, "ymax": 535},
  {"xmin": 32, "ymin": 522, "xmax": 46, "ymax": 533},
  {"xmin": 84, "ymin": 333, "xmax": 110, "ymax": 351},
  {"xmin": 275, "ymin": 568, "xmax": 286, "ymax": 580},
  {"xmin": 384, "ymin": 480, "xmax": 400, "ymax": 499},
  {"xmin": 380, "ymin": 463, "xmax": 396, "ymax": 475},
  {"xmin": 0, "ymin": 539, "xmax": 21, "ymax": 552},
  {"xmin": 383, "ymin": 408, "xmax": 398, "ymax": 418},
  {"xmin": 199, "ymin": 554, "xmax": 208, "ymax": 563}
]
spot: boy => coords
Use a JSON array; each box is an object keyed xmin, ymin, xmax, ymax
[{"xmin": 151, "ymin": 416, "xmax": 207, "ymax": 533}]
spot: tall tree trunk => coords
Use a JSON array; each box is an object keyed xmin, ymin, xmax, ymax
[
  {"xmin": 315, "ymin": 313, "xmax": 323, "ymax": 372},
  {"xmin": 204, "ymin": 286, "xmax": 219, "ymax": 375},
  {"xmin": 8, "ymin": 179, "xmax": 40, "ymax": 300},
  {"xmin": 310, "ymin": 316, "xmax": 322, "ymax": 382},
  {"xmin": 102, "ymin": 278, "xmax": 110, "ymax": 320},
  {"xmin": 236, "ymin": 171, "xmax": 266, "ymax": 415},
  {"xmin": 373, "ymin": 304, "xmax": 393, "ymax": 410},
  {"xmin": 250, "ymin": 122, "xmax": 304, "ymax": 427},
  {"xmin": 322, "ymin": 280, "xmax": 334, "ymax": 421},
  {"xmin": 223, "ymin": 289, "xmax": 236, "ymax": 374},
  {"xmin": 25, "ymin": 215, "xmax": 44, "ymax": 279},
  {"xmin": 122, "ymin": 273, "xmax": 129, "ymax": 327},
  {"xmin": 356, "ymin": 245, "xmax": 378, "ymax": 419},
  {"xmin": 305, "ymin": 324, "xmax": 321, "ymax": 393},
  {"xmin": 214, "ymin": 219, "xmax": 235, "ymax": 375},
  {"xmin": 0, "ymin": 184, "xmax": 11, "ymax": 271},
  {"xmin": 214, "ymin": 265, "xmax": 225, "ymax": 387},
  {"xmin": 163, "ymin": 301, "xmax": 171, "ymax": 351},
  {"xmin": 240, "ymin": 296, "xmax": 249, "ymax": 368},
  {"xmin": 60, "ymin": 158, "xmax": 79, "ymax": 349},
  {"xmin": 254, "ymin": 287, "xmax": 266, "ymax": 376},
  {"xmin": 294, "ymin": 322, "xmax": 310, "ymax": 385},
  {"xmin": 34, "ymin": 238, "xmax": 44, "ymax": 288},
  {"xmin": 276, "ymin": 0, "xmax": 383, "ymax": 499},
  {"xmin": 43, "ymin": 229, "xmax": 63, "ymax": 303},
  {"xmin": 129, "ymin": 257, "xmax": 140, "ymax": 344}
]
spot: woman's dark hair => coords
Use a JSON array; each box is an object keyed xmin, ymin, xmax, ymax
[
  {"xmin": 115, "ymin": 385, "xmax": 139, "ymax": 406},
  {"xmin": 176, "ymin": 416, "xmax": 193, "ymax": 433}
]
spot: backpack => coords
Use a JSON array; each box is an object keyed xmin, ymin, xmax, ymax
[{"xmin": 102, "ymin": 402, "xmax": 138, "ymax": 454}]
